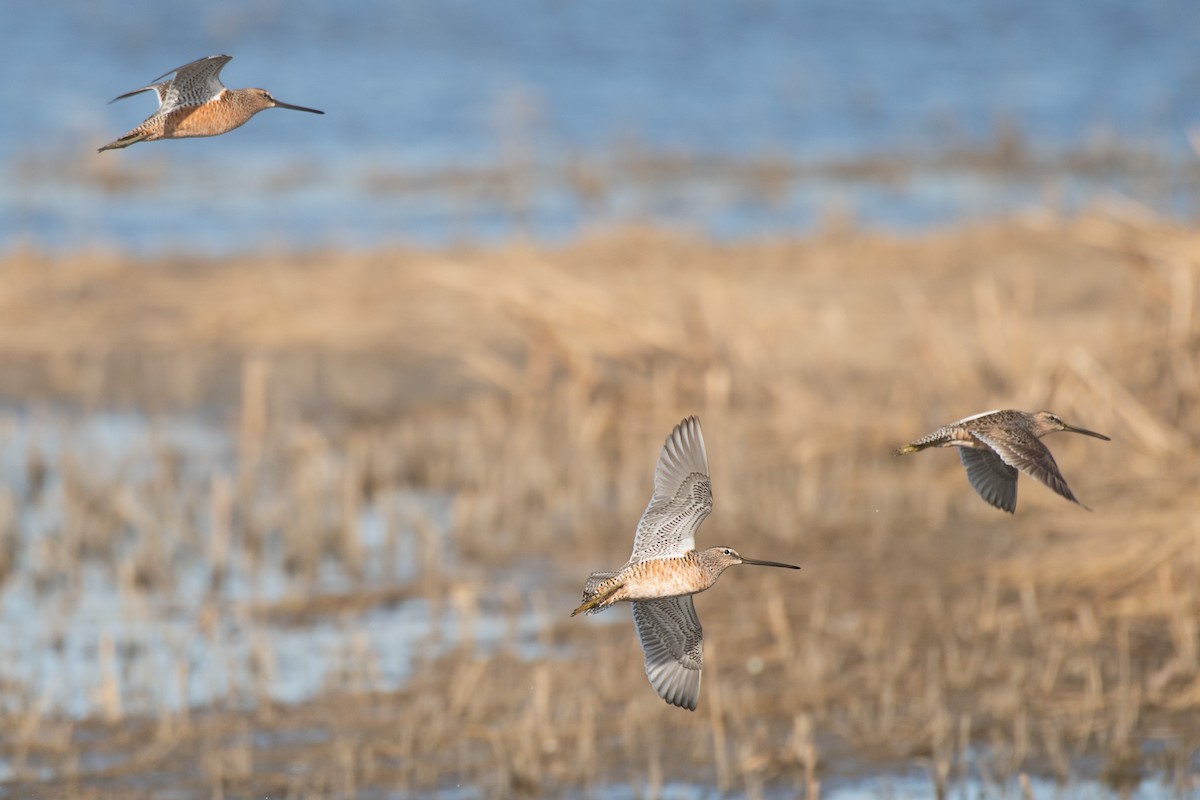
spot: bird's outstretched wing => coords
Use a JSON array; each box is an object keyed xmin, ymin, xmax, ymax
[
  {"xmin": 157, "ymin": 54, "xmax": 234, "ymax": 111},
  {"xmin": 632, "ymin": 596, "xmax": 703, "ymax": 710},
  {"xmin": 163, "ymin": 54, "xmax": 233, "ymax": 109},
  {"xmin": 630, "ymin": 416, "xmax": 712, "ymax": 561},
  {"xmin": 110, "ymin": 55, "xmax": 233, "ymax": 111},
  {"xmin": 958, "ymin": 446, "xmax": 1018, "ymax": 513},
  {"xmin": 973, "ymin": 429, "xmax": 1087, "ymax": 509}
]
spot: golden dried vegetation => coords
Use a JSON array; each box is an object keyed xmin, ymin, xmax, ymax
[{"xmin": 0, "ymin": 209, "xmax": 1198, "ymax": 798}]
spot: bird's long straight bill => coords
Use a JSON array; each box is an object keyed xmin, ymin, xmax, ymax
[
  {"xmin": 274, "ymin": 100, "xmax": 324, "ymax": 114},
  {"xmin": 740, "ymin": 556, "xmax": 801, "ymax": 570},
  {"xmin": 1062, "ymin": 424, "xmax": 1111, "ymax": 440}
]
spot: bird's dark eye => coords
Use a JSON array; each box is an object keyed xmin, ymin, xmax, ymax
[{"xmin": 723, "ymin": 549, "xmax": 732, "ymax": 555}]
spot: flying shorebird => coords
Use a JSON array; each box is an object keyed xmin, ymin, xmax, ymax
[
  {"xmin": 895, "ymin": 409, "xmax": 1111, "ymax": 512},
  {"xmin": 98, "ymin": 54, "xmax": 323, "ymax": 152},
  {"xmin": 571, "ymin": 416, "xmax": 800, "ymax": 711}
]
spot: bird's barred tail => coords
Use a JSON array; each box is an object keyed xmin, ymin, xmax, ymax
[
  {"xmin": 98, "ymin": 131, "xmax": 149, "ymax": 153},
  {"xmin": 570, "ymin": 571, "xmax": 620, "ymax": 617},
  {"xmin": 894, "ymin": 426, "xmax": 953, "ymax": 455}
]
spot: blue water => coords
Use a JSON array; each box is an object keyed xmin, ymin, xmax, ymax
[{"xmin": 3, "ymin": 0, "xmax": 1200, "ymax": 252}]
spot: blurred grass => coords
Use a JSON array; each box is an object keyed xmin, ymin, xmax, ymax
[{"xmin": 1, "ymin": 208, "xmax": 1198, "ymax": 797}]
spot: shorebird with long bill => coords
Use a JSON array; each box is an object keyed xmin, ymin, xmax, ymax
[
  {"xmin": 895, "ymin": 409, "xmax": 1110, "ymax": 512},
  {"xmin": 99, "ymin": 54, "xmax": 323, "ymax": 152},
  {"xmin": 571, "ymin": 416, "xmax": 800, "ymax": 711}
]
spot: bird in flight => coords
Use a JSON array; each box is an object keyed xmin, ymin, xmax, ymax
[
  {"xmin": 99, "ymin": 54, "xmax": 323, "ymax": 152},
  {"xmin": 572, "ymin": 416, "xmax": 800, "ymax": 710},
  {"xmin": 895, "ymin": 409, "xmax": 1110, "ymax": 512}
]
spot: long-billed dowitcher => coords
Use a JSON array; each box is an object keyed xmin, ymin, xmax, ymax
[
  {"xmin": 571, "ymin": 416, "xmax": 800, "ymax": 711},
  {"xmin": 98, "ymin": 55, "xmax": 323, "ymax": 152},
  {"xmin": 895, "ymin": 409, "xmax": 1110, "ymax": 512}
]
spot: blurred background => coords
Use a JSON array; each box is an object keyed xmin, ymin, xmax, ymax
[
  {"xmin": 6, "ymin": 0, "xmax": 1200, "ymax": 252},
  {"xmin": 1, "ymin": 1, "xmax": 1199, "ymax": 798}
]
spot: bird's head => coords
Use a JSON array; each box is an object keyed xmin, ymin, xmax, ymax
[
  {"xmin": 249, "ymin": 88, "xmax": 324, "ymax": 115},
  {"xmin": 1032, "ymin": 411, "xmax": 1110, "ymax": 440},
  {"xmin": 699, "ymin": 546, "xmax": 800, "ymax": 575}
]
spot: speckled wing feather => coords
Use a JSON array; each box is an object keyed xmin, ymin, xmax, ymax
[
  {"xmin": 630, "ymin": 416, "xmax": 712, "ymax": 561},
  {"xmin": 958, "ymin": 446, "xmax": 1018, "ymax": 513},
  {"xmin": 157, "ymin": 54, "xmax": 233, "ymax": 111},
  {"xmin": 632, "ymin": 596, "xmax": 703, "ymax": 710},
  {"xmin": 973, "ymin": 429, "xmax": 1086, "ymax": 509}
]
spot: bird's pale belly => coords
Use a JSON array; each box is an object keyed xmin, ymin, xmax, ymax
[{"xmin": 616, "ymin": 556, "xmax": 706, "ymax": 602}]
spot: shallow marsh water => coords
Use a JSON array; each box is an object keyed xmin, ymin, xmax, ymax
[
  {"xmin": 0, "ymin": 409, "xmax": 550, "ymax": 722},
  {"xmin": 0, "ymin": 407, "xmax": 1193, "ymax": 798},
  {"xmin": 0, "ymin": 4, "xmax": 1198, "ymax": 779},
  {"xmin": 3, "ymin": 0, "xmax": 1200, "ymax": 252}
]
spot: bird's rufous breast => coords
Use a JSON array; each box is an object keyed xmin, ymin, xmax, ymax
[{"xmin": 162, "ymin": 96, "xmax": 257, "ymax": 139}]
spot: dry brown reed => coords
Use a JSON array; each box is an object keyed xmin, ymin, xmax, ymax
[{"xmin": 0, "ymin": 210, "xmax": 1198, "ymax": 797}]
